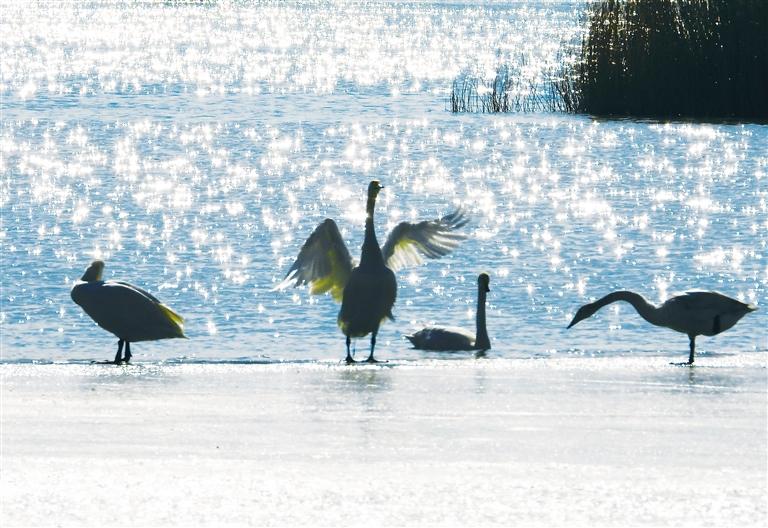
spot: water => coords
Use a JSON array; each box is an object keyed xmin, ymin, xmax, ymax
[{"xmin": 1, "ymin": 0, "xmax": 766, "ymax": 364}]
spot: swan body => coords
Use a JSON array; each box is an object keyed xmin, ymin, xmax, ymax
[
  {"xmin": 71, "ymin": 260, "xmax": 185, "ymax": 363},
  {"xmin": 278, "ymin": 180, "xmax": 468, "ymax": 363},
  {"xmin": 567, "ymin": 290, "xmax": 756, "ymax": 364},
  {"xmin": 406, "ymin": 273, "xmax": 491, "ymax": 351}
]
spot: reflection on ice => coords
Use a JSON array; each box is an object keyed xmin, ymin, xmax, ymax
[{"xmin": 2, "ymin": 358, "xmax": 766, "ymax": 525}]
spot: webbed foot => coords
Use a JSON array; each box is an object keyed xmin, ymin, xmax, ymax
[{"xmin": 365, "ymin": 357, "xmax": 387, "ymax": 364}]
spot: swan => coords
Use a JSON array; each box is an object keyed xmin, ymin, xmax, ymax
[
  {"xmin": 405, "ymin": 273, "xmax": 491, "ymax": 352},
  {"xmin": 278, "ymin": 180, "xmax": 468, "ymax": 363},
  {"xmin": 567, "ymin": 290, "xmax": 757, "ymax": 364},
  {"xmin": 70, "ymin": 260, "xmax": 186, "ymax": 363}
]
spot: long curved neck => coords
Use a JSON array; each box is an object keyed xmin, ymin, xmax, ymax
[
  {"xmin": 359, "ymin": 194, "xmax": 384, "ymax": 269},
  {"xmin": 595, "ymin": 291, "xmax": 662, "ymax": 327},
  {"xmin": 474, "ymin": 288, "xmax": 490, "ymax": 349}
]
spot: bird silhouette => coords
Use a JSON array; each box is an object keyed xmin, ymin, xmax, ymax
[
  {"xmin": 278, "ymin": 180, "xmax": 468, "ymax": 363},
  {"xmin": 406, "ymin": 273, "xmax": 491, "ymax": 352},
  {"xmin": 71, "ymin": 260, "xmax": 185, "ymax": 363},
  {"xmin": 567, "ymin": 290, "xmax": 756, "ymax": 364}
]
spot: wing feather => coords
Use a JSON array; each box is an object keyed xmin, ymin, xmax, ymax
[
  {"xmin": 276, "ymin": 219, "xmax": 353, "ymax": 302},
  {"xmin": 382, "ymin": 208, "xmax": 469, "ymax": 272}
]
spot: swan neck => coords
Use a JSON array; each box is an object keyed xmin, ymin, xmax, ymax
[
  {"xmin": 474, "ymin": 288, "xmax": 490, "ymax": 349},
  {"xmin": 597, "ymin": 291, "xmax": 661, "ymax": 326},
  {"xmin": 360, "ymin": 195, "xmax": 384, "ymax": 269}
]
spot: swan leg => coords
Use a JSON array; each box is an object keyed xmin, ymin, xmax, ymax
[
  {"xmin": 345, "ymin": 335, "xmax": 356, "ymax": 364},
  {"xmin": 687, "ymin": 335, "xmax": 695, "ymax": 365},
  {"xmin": 365, "ymin": 329, "xmax": 380, "ymax": 363},
  {"xmin": 114, "ymin": 339, "xmax": 124, "ymax": 364},
  {"xmin": 124, "ymin": 342, "xmax": 132, "ymax": 364},
  {"xmin": 672, "ymin": 335, "xmax": 696, "ymax": 366}
]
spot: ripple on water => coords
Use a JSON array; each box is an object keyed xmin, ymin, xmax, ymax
[{"xmin": 0, "ymin": 2, "xmax": 765, "ymax": 363}]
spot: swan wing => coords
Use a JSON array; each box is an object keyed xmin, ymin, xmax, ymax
[
  {"xmin": 72, "ymin": 280, "xmax": 185, "ymax": 340},
  {"xmin": 662, "ymin": 291, "xmax": 755, "ymax": 335},
  {"xmin": 382, "ymin": 208, "xmax": 468, "ymax": 272},
  {"xmin": 277, "ymin": 218, "xmax": 353, "ymax": 302},
  {"xmin": 112, "ymin": 281, "xmax": 185, "ymax": 327},
  {"xmin": 669, "ymin": 291, "xmax": 751, "ymax": 314},
  {"xmin": 406, "ymin": 326, "xmax": 475, "ymax": 351},
  {"xmin": 112, "ymin": 281, "xmax": 162, "ymax": 304}
]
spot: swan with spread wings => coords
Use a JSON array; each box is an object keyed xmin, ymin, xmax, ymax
[{"xmin": 277, "ymin": 180, "xmax": 468, "ymax": 363}]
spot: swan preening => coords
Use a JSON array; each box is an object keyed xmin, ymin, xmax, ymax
[
  {"xmin": 567, "ymin": 290, "xmax": 757, "ymax": 364},
  {"xmin": 70, "ymin": 260, "xmax": 186, "ymax": 363},
  {"xmin": 406, "ymin": 273, "xmax": 491, "ymax": 352},
  {"xmin": 278, "ymin": 180, "xmax": 468, "ymax": 363}
]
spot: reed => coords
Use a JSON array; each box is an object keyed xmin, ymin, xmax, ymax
[
  {"xmin": 563, "ymin": 0, "xmax": 768, "ymax": 119},
  {"xmin": 449, "ymin": 63, "xmax": 567, "ymax": 114}
]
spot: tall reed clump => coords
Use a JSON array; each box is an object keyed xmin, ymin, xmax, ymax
[{"xmin": 562, "ymin": 0, "xmax": 768, "ymax": 119}]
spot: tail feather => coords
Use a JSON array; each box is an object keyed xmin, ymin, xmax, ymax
[{"xmin": 158, "ymin": 303, "xmax": 185, "ymax": 337}]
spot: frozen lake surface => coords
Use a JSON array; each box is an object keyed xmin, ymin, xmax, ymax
[{"xmin": 2, "ymin": 357, "xmax": 766, "ymax": 526}]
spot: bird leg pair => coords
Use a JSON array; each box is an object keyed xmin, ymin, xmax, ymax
[
  {"xmin": 114, "ymin": 339, "xmax": 132, "ymax": 364},
  {"xmin": 345, "ymin": 333, "xmax": 381, "ymax": 364}
]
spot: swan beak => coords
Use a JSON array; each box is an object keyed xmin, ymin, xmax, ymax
[
  {"xmin": 746, "ymin": 303, "xmax": 757, "ymax": 312},
  {"xmin": 566, "ymin": 315, "xmax": 579, "ymax": 329}
]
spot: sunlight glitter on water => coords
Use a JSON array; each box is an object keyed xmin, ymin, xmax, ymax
[{"xmin": 1, "ymin": 1, "xmax": 766, "ymax": 363}]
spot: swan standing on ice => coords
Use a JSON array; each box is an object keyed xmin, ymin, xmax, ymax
[
  {"xmin": 567, "ymin": 290, "xmax": 757, "ymax": 364},
  {"xmin": 71, "ymin": 260, "xmax": 186, "ymax": 363},
  {"xmin": 406, "ymin": 272, "xmax": 491, "ymax": 352},
  {"xmin": 278, "ymin": 180, "xmax": 468, "ymax": 363}
]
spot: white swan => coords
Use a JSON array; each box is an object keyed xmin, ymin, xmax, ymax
[
  {"xmin": 278, "ymin": 180, "xmax": 468, "ymax": 363},
  {"xmin": 71, "ymin": 260, "xmax": 185, "ymax": 363},
  {"xmin": 406, "ymin": 273, "xmax": 491, "ymax": 352},
  {"xmin": 567, "ymin": 290, "xmax": 757, "ymax": 364}
]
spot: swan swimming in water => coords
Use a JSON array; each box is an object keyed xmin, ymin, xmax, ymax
[
  {"xmin": 70, "ymin": 260, "xmax": 186, "ymax": 363},
  {"xmin": 406, "ymin": 273, "xmax": 491, "ymax": 352},
  {"xmin": 567, "ymin": 290, "xmax": 757, "ymax": 364},
  {"xmin": 278, "ymin": 180, "xmax": 468, "ymax": 363}
]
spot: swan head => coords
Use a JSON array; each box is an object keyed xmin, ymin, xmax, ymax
[
  {"xmin": 478, "ymin": 272, "xmax": 490, "ymax": 292},
  {"xmin": 80, "ymin": 260, "xmax": 105, "ymax": 282},
  {"xmin": 567, "ymin": 302, "xmax": 598, "ymax": 329},
  {"xmin": 367, "ymin": 180, "xmax": 384, "ymax": 199}
]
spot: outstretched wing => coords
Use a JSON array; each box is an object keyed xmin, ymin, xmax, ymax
[
  {"xmin": 276, "ymin": 219, "xmax": 354, "ymax": 302},
  {"xmin": 382, "ymin": 208, "xmax": 469, "ymax": 272}
]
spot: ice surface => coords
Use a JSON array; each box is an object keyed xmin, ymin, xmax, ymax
[{"xmin": 2, "ymin": 357, "xmax": 766, "ymax": 527}]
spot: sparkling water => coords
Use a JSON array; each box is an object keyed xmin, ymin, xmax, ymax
[{"xmin": 1, "ymin": 1, "xmax": 765, "ymax": 363}]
